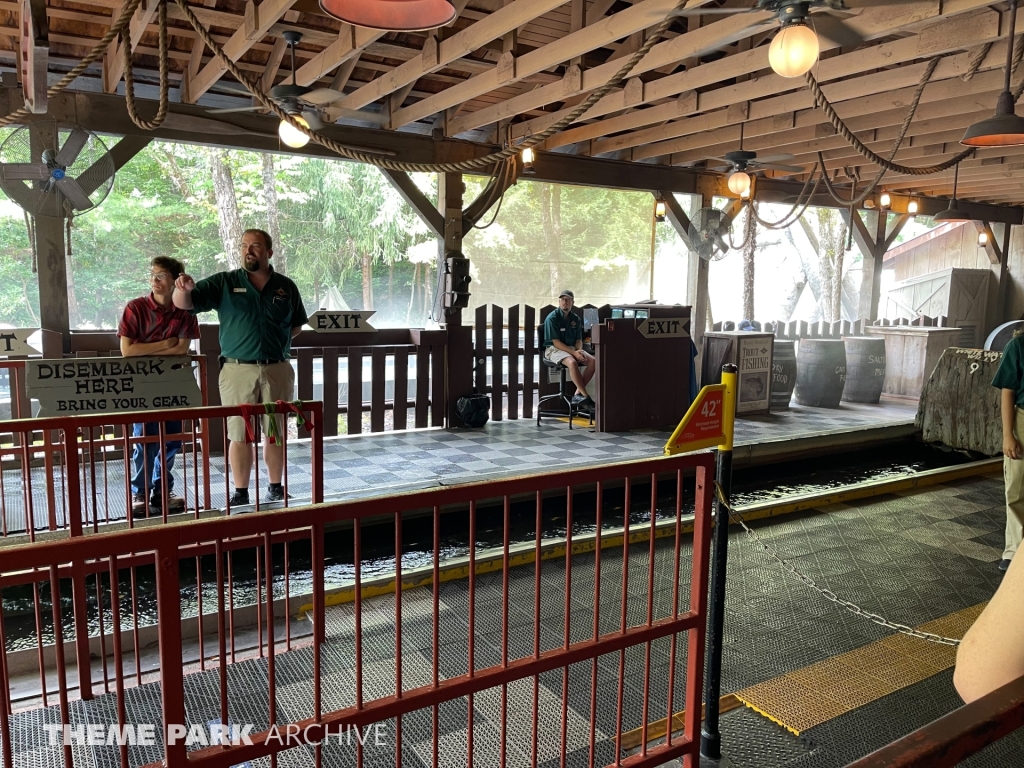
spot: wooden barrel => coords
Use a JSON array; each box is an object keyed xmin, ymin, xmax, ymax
[
  {"xmin": 794, "ymin": 339, "xmax": 846, "ymax": 408},
  {"xmin": 770, "ymin": 340, "xmax": 797, "ymax": 410},
  {"xmin": 842, "ymin": 336, "xmax": 886, "ymax": 404}
]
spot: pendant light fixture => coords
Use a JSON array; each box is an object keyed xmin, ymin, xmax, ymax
[
  {"xmin": 768, "ymin": 17, "xmax": 819, "ymax": 78},
  {"xmin": 962, "ymin": 0, "xmax": 1024, "ymax": 146},
  {"xmin": 933, "ymin": 163, "xmax": 973, "ymax": 222},
  {"xmin": 277, "ymin": 31, "xmax": 310, "ymax": 149},
  {"xmin": 318, "ymin": 0, "xmax": 456, "ymax": 32}
]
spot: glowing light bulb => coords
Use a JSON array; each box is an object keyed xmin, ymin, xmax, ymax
[
  {"xmin": 768, "ymin": 23, "xmax": 819, "ymax": 78},
  {"xmin": 279, "ymin": 115, "xmax": 310, "ymax": 149},
  {"xmin": 879, "ymin": 192, "xmax": 891, "ymax": 209},
  {"xmin": 979, "ymin": 230, "xmax": 990, "ymax": 246},
  {"xmin": 521, "ymin": 146, "xmax": 536, "ymax": 175},
  {"xmin": 654, "ymin": 199, "xmax": 666, "ymax": 222},
  {"xmin": 728, "ymin": 170, "xmax": 751, "ymax": 198},
  {"xmin": 907, "ymin": 200, "xmax": 919, "ymax": 215}
]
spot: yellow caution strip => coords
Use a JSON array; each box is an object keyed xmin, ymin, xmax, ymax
[{"xmin": 734, "ymin": 602, "xmax": 986, "ymax": 735}]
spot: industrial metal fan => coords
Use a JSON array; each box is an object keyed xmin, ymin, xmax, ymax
[
  {"xmin": 0, "ymin": 122, "xmax": 114, "ymax": 217},
  {"xmin": 688, "ymin": 207, "xmax": 733, "ymax": 261}
]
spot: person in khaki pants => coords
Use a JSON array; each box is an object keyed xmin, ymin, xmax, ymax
[{"xmin": 993, "ymin": 331, "xmax": 1024, "ymax": 572}]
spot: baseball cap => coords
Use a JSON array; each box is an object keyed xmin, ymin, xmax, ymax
[{"xmin": 558, "ymin": 289, "xmax": 574, "ymax": 299}]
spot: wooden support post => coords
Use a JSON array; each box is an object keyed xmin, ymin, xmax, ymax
[
  {"xmin": 439, "ymin": 172, "xmax": 472, "ymax": 427},
  {"xmin": 382, "ymin": 169, "xmax": 444, "ymax": 238},
  {"xmin": 35, "ymin": 214, "xmax": 70, "ymax": 354},
  {"xmin": 846, "ymin": 209, "xmax": 889, "ymax": 322}
]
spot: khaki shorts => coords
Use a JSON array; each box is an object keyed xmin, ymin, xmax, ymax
[
  {"xmin": 544, "ymin": 346, "xmax": 573, "ymax": 365},
  {"xmin": 219, "ymin": 361, "xmax": 295, "ymax": 443}
]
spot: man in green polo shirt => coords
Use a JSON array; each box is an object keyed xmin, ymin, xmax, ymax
[
  {"xmin": 174, "ymin": 228, "xmax": 308, "ymax": 507},
  {"xmin": 993, "ymin": 332, "xmax": 1024, "ymax": 572},
  {"xmin": 543, "ymin": 289, "xmax": 595, "ymax": 408}
]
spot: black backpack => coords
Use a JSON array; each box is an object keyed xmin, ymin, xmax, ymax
[{"xmin": 456, "ymin": 394, "xmax": 490, "ymax": 428}]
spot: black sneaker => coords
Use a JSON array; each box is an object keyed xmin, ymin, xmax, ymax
[
  {"xmin": 266, "ymin": 486, "xmax": 291, "ymax": 503},
  {"xmin": 131, "ymin": 492, "xmax": 150, "ymax": 519},
  {"xmin": 229, "ymin": 490, "xmax": 250, "ymax": 507},
  {"xmin": 999, "ymin": 558, "xmax": 1012, "ymax": 572}
]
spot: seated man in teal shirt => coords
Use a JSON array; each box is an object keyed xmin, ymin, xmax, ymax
[{"xmin": 542, "ymin": 289, "xmax": 596, "ymax": 407}]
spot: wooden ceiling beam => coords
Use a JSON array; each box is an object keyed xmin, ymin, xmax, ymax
[
  {"xmin": 514, "ymin": 0, "xmax": 999, "ymax": 147},
  {"xmin": 448, "ymin": 4, "xmax": 772, "ymax": 136},
  {"xmin": 392, "ymin": 0, "xmax": 723, "ymax": 129},
  {"xmin": 338, "ymin": 0, "xmax": 567, "ymax": 112},
  {"xmin": 292, "ymin": 25, "xmax": 384, "ymax": 87},
  {"xmin": 184, "ymin": 0, "xmax": 301, "ymax": 103},
  {"xmin": 102, "ymin": 0, "xmax": 160, "ymax": 93}
]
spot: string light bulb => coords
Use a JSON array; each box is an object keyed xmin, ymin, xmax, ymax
[
  {"xmin": 907, "ymin": 199, "xmax": 919, "ymax": 215},
  {"xmin": 768, "ymin": 22, "xmax": 819, "ymax": 78},
  {"xmin": 654, "ymin": 198, "xmax": 667, "ymax": 222},
  {"xmin": 279, "ymin": 114, "xmax": 310, "ymax": 149},
  {"xmin": 978, "ymin": 230, "xmax": 990, "ymax": 246},
  {"xmin": 728, "ymin": 170, "xmax": 751, "ymax": 198},
  {"xmin": 521, "ymin": 146, "xmax": 536, "ymax": 175},
  {"xmin": 879, "ymin": 192, "xmax": 891, "ymax": 209}
]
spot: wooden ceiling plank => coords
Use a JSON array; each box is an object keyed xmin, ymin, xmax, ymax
[
  {"xmin": 338, "ymin": 0, "xmax": 567, "ymax": 112},
  {"xmin": 637, "ymin": 40, "xmax": 1008, "ymax": 162},
  {"xmin": 449, "ymin": 6, "xmax": 770, "ymax": 136},
  {"xmin": 293, "ymin": 24, "xmax": 385, "ymax": 87},
  {"xmin": 576, "ymin": 4, "xmax": 1004, "ymax": 156},
  {"xmin": 185, "ymin": 0, "xmax": 301, "ymax": 103},
  {"xmin": 392, "ymin": 0, "xmax": 716, "ymax": 129},
  {"xmin": 102, "ymin": 0, "xmax": 160, "ymax": 94},
  {"xmin": 512, "ymin": 0, "xmax": 987, "ymax": 143},
  {"xmin": 262, "ymin": 35, "xmax": 289, "ymax": 91}
]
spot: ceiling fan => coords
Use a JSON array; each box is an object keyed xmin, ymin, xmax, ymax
[
  {"xmin": 206, "ymin": 30, "xmax": 386, "ymax": 146},
  {"xmin": 708, "ymin": 149, "xmax": 803, "ymax": 196},
  {"xmin": 653, "ymin": 0, "xmax": 912, "ymax": 78}
]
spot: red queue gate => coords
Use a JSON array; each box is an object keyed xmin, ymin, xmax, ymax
[{"xmin": 0, "ymin": 450, "xmax": 713, "ymax": 768}]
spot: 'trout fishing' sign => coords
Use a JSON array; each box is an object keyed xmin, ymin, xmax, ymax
[{"xmin": 26, "ymin": 357, "xmax": 202, "ymax": 417}]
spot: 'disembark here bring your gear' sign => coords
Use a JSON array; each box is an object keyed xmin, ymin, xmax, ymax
[{"xmin": 26, "ymin": 357, "xmax": 202, "ymax": 417}]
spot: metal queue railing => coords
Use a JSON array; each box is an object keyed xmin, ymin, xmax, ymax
[{"xmin": 0, "ymin": 450, "xmax": 712, "ymax": 768}]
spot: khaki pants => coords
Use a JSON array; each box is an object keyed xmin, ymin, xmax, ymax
[{"xmin": 1005, "ymin": 407, "xmax": 1024, "ymax": 559}]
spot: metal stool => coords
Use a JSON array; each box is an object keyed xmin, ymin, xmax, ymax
[{"xmin": 537, "ymin": 355, "xmax": 592, "ymax": 429}]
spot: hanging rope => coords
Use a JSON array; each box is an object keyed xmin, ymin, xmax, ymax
[
  {"xmin": 170, "ymin": 0, "xmax": 690, "ymax": 173},
  {"xmin": 123, "ymin": 0, "xmax": 170, "ymax": 130},
  {"xmin": 751, "ymin": 162, "xmax": 822, "ymax": 229},
  {"xmin": 0, "ymin": 0, "xmax": 144, "ymax": 128},
  {"xmin": 726, "ymin": 203, "xmax": 756, "ymax": 251}
]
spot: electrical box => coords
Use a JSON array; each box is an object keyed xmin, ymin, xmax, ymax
[{"xmin": 443, "ymin": 254, "xmax": 472, "ymax": 309}]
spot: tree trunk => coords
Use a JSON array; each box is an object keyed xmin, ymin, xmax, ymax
[
  {"xmin": 540, "ymin": 184, "xmax": 563, "ymax": 297},
  {"xmin": 388, "ymin": 262, "xmax": 394, "ymax": 309},
  {"xmin": 210, "ymin": 149, "xmax": 242, "ymax": 268},
  {"xmin": 407, "ymin": 262, "xmax": 419, "ymax": 324},
  {"xmin": 261, "ymin": 153, "xmax": 283, "ymax": 273},
  {"xmin": 361, "ymin": 251, "xmax": 374, "ymax": 309},
  {"xmin": 742, "ymin": 212, "xmax": 756, "ymax": 320}
]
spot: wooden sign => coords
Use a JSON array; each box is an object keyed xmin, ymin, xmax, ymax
[
  {"xmin": 664, "ymin": 384, "xmax": 726, "ymax": 455},
  {"xmin": 20, "ymin": 0, "xmax": 48, "ymax": 115},
  {"xmin": 0, "ymin": 328, "xmax": 40, "ymax": 356},
  {"xmin": 309, "ymin": 310, "xmax": 377, "ymax": 333},
  {"xmin": 636, "ymin": 317, "xmax": 687, "ymax": 339},
  {"xmin": 26, "ymin": 357, "xmax": 202, "ymax": 417},
  {"xmin": 737, "ymin": 336, "xmax": 771, "ymax": 414}
]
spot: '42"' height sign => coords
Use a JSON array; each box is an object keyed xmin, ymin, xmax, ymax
[{"xmin": 309, "ymin": 310, "xmax": 377, "ymax": 333}]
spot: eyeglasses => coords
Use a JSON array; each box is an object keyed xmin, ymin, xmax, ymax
[{"xmin": 148, "ymin": 272, "xmax": 171, "ymax": 282}]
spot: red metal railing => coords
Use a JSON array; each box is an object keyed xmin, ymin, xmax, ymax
[
  {"xmin": 0, "ymin": 391, "xmax": 323, "ymax": 538},
  {"xmin": 0, "ymin": 450, "xmax": 713, "ymax": 768},
  {"xmin": 846, "ymin": 675, "xmax": 1024, "ymax": 767}
]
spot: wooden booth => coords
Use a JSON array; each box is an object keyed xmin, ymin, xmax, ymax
[
  {"xmin": 592, "ymin": 304, "xmax": 691, "ymax": 432},
  {"xmin": 864, "ymin": 325, "xmax": 962, "ymax": 399}
]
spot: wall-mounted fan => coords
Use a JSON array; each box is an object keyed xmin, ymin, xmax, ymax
[
  {"xmin": 207, "ymin": 31, "xmax": 386, "ymax": 127},
  {"xmin": 688, "ymin": 207, "xmax": 733, "ymax": 261},
  {"xmin": 0, "ymin": 122, "xmax": 114, "ymax": 217}
]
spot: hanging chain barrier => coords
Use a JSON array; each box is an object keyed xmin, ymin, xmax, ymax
[
  {"xmin": 713, "ymin": 483, "xmax": 963, "ymax": 647},
  {"xmin": 168, "ymin": 0, "xmax": 690, "ymax": 174}
]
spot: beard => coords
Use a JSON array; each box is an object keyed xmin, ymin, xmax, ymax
[{"xmin": 243, "ymin": 258, "xmax": 259, "ymax": 272}]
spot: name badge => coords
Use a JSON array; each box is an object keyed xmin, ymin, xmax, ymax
[{"xmin": 232, "ymin": 288, "xmax": 246, "ymax": 293}]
